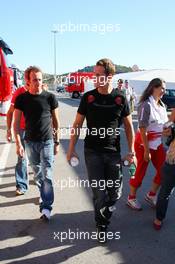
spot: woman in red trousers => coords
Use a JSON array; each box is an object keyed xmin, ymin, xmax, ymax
[{"xmin": 127, "ymin": 78, "xmax": 168, "ymax": 210}]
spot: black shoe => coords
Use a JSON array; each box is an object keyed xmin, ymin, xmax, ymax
[
  {"xmin": 100, "ymin": 206, "xmax": 113, "ymax": 220},
  {"xmin": 40, "ymin": 214, "xmax": 49, "ymax": 222},
  {"xmin": 96, "ymin": 225, "xmax": 107, "ymax": 244},
  {"xmin": 40, "ymin": 209, "xmax": 51, "ymax": 222}
]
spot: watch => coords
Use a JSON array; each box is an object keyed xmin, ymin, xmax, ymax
[{"xmin": 54, "ymin": 141, "xmax": 60, "ymax": 146}]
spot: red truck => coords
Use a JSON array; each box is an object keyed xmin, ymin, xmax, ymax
[
  {"xmin": 65, "ymin": 71, "xmax": 95, "ymax": 98},
  {"xmin": 0, "ymin": 38, "xmax": 14, "ymax": 116}
]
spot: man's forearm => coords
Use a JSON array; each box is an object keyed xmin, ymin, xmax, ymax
[
  {"xmin": 125, "ymin": 124, "xmax": 135, "ymax": 153},
  {"xmin": 68, "ymin": 124, "xmax": 81, "ymax": 152},
  {"xmin": 13, "ymin": 109, "xmax": 23, "ymax": 147},
  {"xmin": 14, "ymin": 125, "xmax": 22, "ymax": 146},
  {"xmin": 69, "ymin": 134, "xmax": 79, "ymax": 152},
  {"xmin": 52, "ymin": 108, "xmax": 60, "ymax": 143},
  {"xmin": 53, "ymin": 119, "xmax": 60, "ymax": 142},
  {"xmin": 67, "ymin": 113, "xmax": 85, "ymax": 157},
  {"xmin": 15, "ymin": 134, "xmax": 22, "ymax": 147},
  {"xmin": 7, "ymin": 111, "xmax": 13, "ymax": 131}
]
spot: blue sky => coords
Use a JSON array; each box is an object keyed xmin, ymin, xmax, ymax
[{"xmin": 0, "ymin": 0, "xmax": 175, "ymax": 74}]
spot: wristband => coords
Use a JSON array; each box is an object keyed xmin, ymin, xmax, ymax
[{"xmin": 54, "ymin": 141, "xmax": 60, "ymax": 146}]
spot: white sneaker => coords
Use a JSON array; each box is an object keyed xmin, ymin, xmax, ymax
[
  {"xmin": 145, "ymin": 193, "xmax": 157, "ymax": 207},
  {"xmin": 127, "ymin": 196, "xmax": 142, "ymax": 211},
  {"xmin": 41, "ymin": 209, "xmax": 51, "ymax": 221}
]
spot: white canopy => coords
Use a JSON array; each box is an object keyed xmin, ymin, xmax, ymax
[{"xmin": 113, "ymin": 69, "xmax": 175, "ymax": 100}]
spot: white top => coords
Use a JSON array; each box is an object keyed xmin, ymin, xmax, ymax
[
  {"xmin": 125, "ymin": 85, "xmax": 133, "ymax": 102},
  {"xmin": 138, "ymin": 96, "xmax": 168, "ymax": 150}
]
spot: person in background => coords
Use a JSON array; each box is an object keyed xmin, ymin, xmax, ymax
[
  {"xmin": 116, "ymin": 79, "xmax": 124, "ymax": 93},
  {"xmin": 153, "ymin": 109, "xmax": 175, "ymax": 230},
  {"xmin": 6, "ymin": 72, "xmax": 29, "ymax": 195},
  {"xmin": 131, "ymin": 86, "xmax": 136, "ymax": 112},
  {"xmin": 127, "ymin": 78, "xmax": 168, "ymax": 210},
  {"xmin": 169, "ymin": 108, "xmax": 175, "ymax": 121},
  {"xmin": 124, "ymin": 80, "xmax": 136, "ymax": 113}
]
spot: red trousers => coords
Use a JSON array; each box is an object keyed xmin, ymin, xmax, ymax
[{"xmin": 130, "ymin": 143, "xmax": 166, "ymax": 188}]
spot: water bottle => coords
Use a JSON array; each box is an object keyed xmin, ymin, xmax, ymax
[
  {"xmin": 129, "ymin": 163, "xmax": 136, "ymax": 177},
  {"xmin": 122, "ymin": 160, "xmax": 130, "ymax": 166},
  {"xmin": 70, "ymin": 156, "xmax": 79, "ymax": 167},
  {"xmin": 122, "ymin": 158, "xmax": 136, "ymax": 177}
]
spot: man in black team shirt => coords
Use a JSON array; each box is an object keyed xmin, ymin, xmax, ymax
[
  {"xmin": 13, "ymin": 66, "xmax": 60, "ymax": 221},
  {"xmin": 67, "ymin": 58, "xmax": 135, "ymax": 243}
]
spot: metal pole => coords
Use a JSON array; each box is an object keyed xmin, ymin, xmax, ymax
[{"xmin": 51, "ymin": 30, "xmax": 58, "ymax": 91}]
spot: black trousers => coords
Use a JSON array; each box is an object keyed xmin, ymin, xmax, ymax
[
  {"xmin": 156, "ymin": 162, "xmax": 175, "ymax": 221},
  {"xmin": 84, "ymin": 148, "xmax": 122, "ymax": 226}
]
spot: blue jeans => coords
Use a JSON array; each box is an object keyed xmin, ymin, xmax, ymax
[
  {"xmin": 25, "ymin": 139, "xmax": 54, "ymax": 212},
  {"xmin": 15, "ymin": 129, "xmax": 28, "ymax": 192},
  {"xmin": 156, "ymin": 163, "xmax": 175, "ymax": 221}
]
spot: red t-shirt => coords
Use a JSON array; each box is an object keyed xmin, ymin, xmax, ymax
[{"xmin": 11, "ymin": 86, "xmax": 27, "ymax": 129}]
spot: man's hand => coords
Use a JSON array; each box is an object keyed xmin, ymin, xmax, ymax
[
  {"xmin": 6, "ymin": 129, "xmax": 12, "ymax": 142},
  {"xmin": 67, "ymin": 150, "xmax": 79, "ymax": 162},
  {"xmin": 54, "ymin": 144, "xmax": 59, "ymax": 155},
  {"xmin": 123, "ymin": 153, "xmax": 137, "ymax": 166},
  {"xmin": 16, "ymin": 144, "xmax": 25, "ymax": 158}
]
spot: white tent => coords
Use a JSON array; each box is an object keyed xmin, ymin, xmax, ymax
[{"xmin": 113, "ymin": 69, "xmax": 175, "ymax": 101}]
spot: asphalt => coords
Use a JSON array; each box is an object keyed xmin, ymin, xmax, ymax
[{"xmin": 0, "ymin": 93, "xmax": 174, "ymax": 264}]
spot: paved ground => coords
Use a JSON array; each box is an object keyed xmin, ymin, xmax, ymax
[{"xmin": 0, "ymin": 94, "xmax": 174, "ymax": 264}]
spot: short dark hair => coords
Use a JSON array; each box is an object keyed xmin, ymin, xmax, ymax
[
  {"xmin": 118, "ymin": 79, "xmax": 123, "ymax": 84},
  {"xmin": 96, "ymin": 58, "xmax": 116, "ymax": 76},
  {"xmin": 24, "ymin": 66, "xmax": 42, "ymax": 80}
]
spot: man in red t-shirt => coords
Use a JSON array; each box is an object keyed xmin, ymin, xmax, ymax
[{"xmin": 6, "ymin": 80, "xmax": 29, "ymax": 195}]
